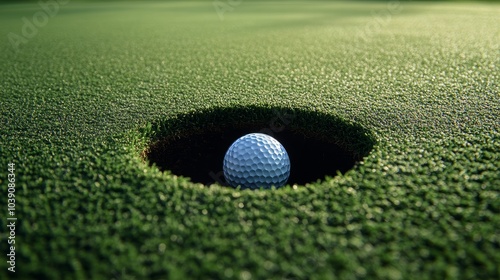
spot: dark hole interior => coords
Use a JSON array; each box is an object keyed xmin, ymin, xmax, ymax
[{"xmin": 145, "ymin": 125, "xmax": 361, "ymax": 186}]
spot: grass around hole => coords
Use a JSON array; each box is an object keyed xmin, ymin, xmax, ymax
[{"xmin": 1, "ymin": 1, "xmax": 498, "ymax": 279}]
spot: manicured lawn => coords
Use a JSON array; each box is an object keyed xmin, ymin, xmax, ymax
[{"xmin": 0, "ymin": 1, "xmax": 499, "ymax": 279}]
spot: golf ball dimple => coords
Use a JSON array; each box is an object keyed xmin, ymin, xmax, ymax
[{"xmin": 223, "ymin": 133, "xmax": 290, "ymax": 189}]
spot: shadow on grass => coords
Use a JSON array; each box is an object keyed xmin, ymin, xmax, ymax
[{"xmin": 142, "ymin": 105, "xmax": 375, "ymax": 186}]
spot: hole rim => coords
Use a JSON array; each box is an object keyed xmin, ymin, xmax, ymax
[{"xmin": 141, "ymin": 105, "xmax": 376, "ymax": 188}]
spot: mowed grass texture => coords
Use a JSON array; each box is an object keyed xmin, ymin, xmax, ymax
[{"xmin": 0, "ymin": 1, "xmax": 499, "ymax": 279}]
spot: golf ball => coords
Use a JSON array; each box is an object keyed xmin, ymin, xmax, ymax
[{"xmin": 223, "ymin": 133, "xmax": 290, "ymax": 189}]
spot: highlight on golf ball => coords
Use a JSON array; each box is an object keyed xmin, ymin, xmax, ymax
[{"xmin": 223, "ymin": 133, "xmax": 291, "ymax": 189}]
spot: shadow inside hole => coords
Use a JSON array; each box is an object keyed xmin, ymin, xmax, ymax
[{"xmin": 143, "ymin": 106, "xmax": 375, "ymax": 187}]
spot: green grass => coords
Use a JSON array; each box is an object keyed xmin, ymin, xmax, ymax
[{"xmin": 0, "ymin": 1, "xmax": 499, "ymax": 279}]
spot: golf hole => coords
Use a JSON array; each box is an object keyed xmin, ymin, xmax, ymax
[{"xmin": 142, "ymin": 106, "xmax": 375, "ymax": 187}]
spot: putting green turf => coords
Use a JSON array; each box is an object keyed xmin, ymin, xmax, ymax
[{"xmin": 1, "ymin": 1, "xmax": 499, "ymax": 279}]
